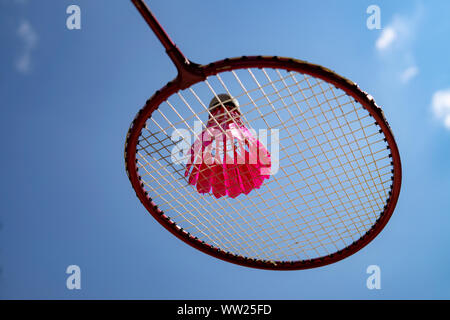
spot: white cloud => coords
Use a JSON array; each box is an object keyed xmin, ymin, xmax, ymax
[
  {"xmin": 376, "ymin": 27, "xmax": 397, "ymax": 51},
  {"xmin": 445, "ymin": 116, "xmax": 450, "ymax": 129},
  {"xmin": 400, "ymin": 66, "xmax": 419, "ymax": 83},
  {"xmin": 375, "ymin": 5, "xmax": 423, "ymax": 85},
  {"xmin": 15, "ymin": 20, "xmax": 38, "ymax": 74},
  {"xmin": 432, "ymin": 89, "xmax": 450, "ymax": 129},
  {"xmin": 16, "ymin": 53, "xmax": 31, "ymax": 73},
  {"xmin": 375, "ymin": 15, "xmax": 413, "ymax": 52}
]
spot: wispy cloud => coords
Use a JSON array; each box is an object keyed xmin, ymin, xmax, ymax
[
  {"xmin": 15, "ymin": 20, "xmax": 38, "ymax": 74},
  {"xmin": 432, "ymin": 89, "xmax": 450, "ymax": 130},
  {"xmin": 375, "ymin": 4, "xmax": 423, "ymax": 85},
  {"xmin": 376, "ymin": 14, "xmax": 416, "ymax": 52},
  {"xmin": 376, "ymin": 27, "xmax": 396, "ymax": 51},
  {"xmin": 400, "ymin": 66, "xmax": 419, "ymax": 84}
]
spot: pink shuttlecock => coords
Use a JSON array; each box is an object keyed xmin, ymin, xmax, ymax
[{"xmin": 185, "ymin": 94, "xmax": 271, "ymax": 199}]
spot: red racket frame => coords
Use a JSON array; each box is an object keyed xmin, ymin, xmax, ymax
[{"xmin": 125, "ymin": 0, "xmax": 402, "ymax": 270}]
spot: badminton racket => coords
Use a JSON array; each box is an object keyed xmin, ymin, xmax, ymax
[{"xmin": 125, "ymin": 0, "xmax": 402, "ymax": 270}]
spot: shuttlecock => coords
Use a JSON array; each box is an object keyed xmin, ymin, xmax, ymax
[{"xmin": 185, "ymin": 94, "xmax": 271, "ymax": 198}]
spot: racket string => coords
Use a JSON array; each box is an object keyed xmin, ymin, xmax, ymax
[{"xmin": 135, "ymin": 67, "xmax": 393, "ymax": 262}]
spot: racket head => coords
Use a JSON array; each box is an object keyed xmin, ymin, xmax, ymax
[{"xmin": 125, "ymin": 56, "xmax": 401, "ymax": 270}]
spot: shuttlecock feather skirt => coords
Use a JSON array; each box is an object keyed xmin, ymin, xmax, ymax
[{"xmin": 185, "ymin": 113, "xmax": 271, "ymax": 199}]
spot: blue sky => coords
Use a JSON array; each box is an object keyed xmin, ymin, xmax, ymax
[{"xmin": 1, "ymin": 0, "xmax": 450, "ymax": 299}]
